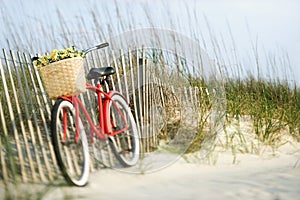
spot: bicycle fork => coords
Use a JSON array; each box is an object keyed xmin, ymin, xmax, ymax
[{"xmin": 61, "ymin": 101, "xmax": 81, "ymax": 144}]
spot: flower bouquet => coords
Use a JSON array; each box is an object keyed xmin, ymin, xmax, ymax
[
  {"xmin": 33, "ymin": 46, "xmax": 86, "ymax": 99},
  {"xmin": 33, "ymin": 46, "xmax": 85, "ymax": 68}
]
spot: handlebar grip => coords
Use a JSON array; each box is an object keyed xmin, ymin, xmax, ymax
[
  {"xmin": 95, "ymin": 42, "xmax": 109, "ymax": 49},
  {"xmin": 83, "ymin": 42, "xmax": 109, "ymax": 55}
]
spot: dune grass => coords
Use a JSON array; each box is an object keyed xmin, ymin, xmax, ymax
[
  {"xmin": 225, "ymin": 77, "xmax": 299, "ymax": 142},
  {"xmin": 185, "ymin": 74, "xmax": 300, "ymax": 153}
]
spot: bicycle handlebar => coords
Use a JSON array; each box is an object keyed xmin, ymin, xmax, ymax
[
  {"xmin": 31, "ymin": 42, "xmax": 109, "ymax": 62},
  {"xmin": 83, "ymin": 42, "xmax": 109, "ymax": 56}
]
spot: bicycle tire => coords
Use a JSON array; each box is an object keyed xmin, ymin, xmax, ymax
[
  {"xmin": 108, "ymin": 93, "xmax": 140, "ymax": 166},
  {"xmin": 51, "ymin": 99, "xmax": 90, "ymax": 186}
]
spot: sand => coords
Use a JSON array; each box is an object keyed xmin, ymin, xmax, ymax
[
  {"xmin": 41, "ymin": 139, "xmax": 300, "ymax": 200},
  {"xmin": 2, "ymin": 116, "xmax": 299, "ymax": 200}
]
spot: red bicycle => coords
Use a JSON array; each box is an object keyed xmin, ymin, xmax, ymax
[{"xmin": 50, "ymin": 43, "xmax": 140, "ymax": 186}]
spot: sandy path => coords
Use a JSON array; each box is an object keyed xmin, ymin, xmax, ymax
[{"xmin": 45, "ymin": 143, "xmax": 300, "ymax": 200}]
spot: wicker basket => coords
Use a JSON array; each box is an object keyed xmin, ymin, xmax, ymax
[{"xmin": 39, "ymin": 57, "xmax": 86, "ymax": 99}]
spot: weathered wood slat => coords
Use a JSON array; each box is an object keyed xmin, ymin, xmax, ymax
[
  {"xmin": 144, "ymin": 58, "xmax": 150, "ymax": 152},
  {"xmin": 120, "ymin": 49, "xmax": 129, "ymax": 102},
  {"xmin": 30, "ymin": 55, "xmax": 52, "ymax": 121},
  {"xmin": 143, "ymin": 55, "xmax": 148, "ymax": 147},
  {"xmin": 0, "ymin": 133, "xmax": 8, "ymax": 181},
  {"xmin": 118, "ymin": 49, "xmax": 133, "ymax": 151},
  {"xmin": 135, "ymin": 49, "xmax": 145, "ymax": 151},
  {"xmin": 104, "ymin": 47, "xmax": 112, "ymax": 87},
  {"xmin": 152, "ymin": 74, "xmax": 160, "ymax": 148},
  {"xmin": 148, "ymin": 72, "xmax": 155, "ymax": 149},
  {"xmin": 111, "ymin": 50, "xmax": 122, "ymax": 94},
  {"xmin": 3, "ymin": 49, "xmax": 28, "ymax": 182},
  {"xmin": 128, "ymin": 49, "xmax": 142, "ymax": 143},
  {"xmin": 0, "ymin": 86, "xmax": 9, "ymax": 182}
]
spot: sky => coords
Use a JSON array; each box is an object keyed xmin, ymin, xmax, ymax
[
  {"xmin": 0, "ymin": 0, "xmax": 299, "ymax": 85},
  {"xmin": 193, "ymin": 0, "xmax": 300, "ymax": 84}
]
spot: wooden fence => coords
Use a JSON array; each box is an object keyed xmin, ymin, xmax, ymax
[{"xmin": 0, "ymin": 47, "xmax": 201, "ymax": 184}]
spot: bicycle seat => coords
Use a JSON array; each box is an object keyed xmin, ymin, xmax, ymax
[{"xmin": 87, "ymin": 67, "xmax": 116, "ymax": 80}]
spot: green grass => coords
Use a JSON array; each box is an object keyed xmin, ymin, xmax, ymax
[
  {"xmin": 225, "ymin": 77, "xmax": 300, "ymax": 142},
  {"xmin": 186, "ymin": 76, "xmax": 300, "ymax": 154}
]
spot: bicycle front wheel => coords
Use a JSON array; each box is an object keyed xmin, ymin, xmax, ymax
[
  {"xmin": 51, "ymin": 99, "xmax": 90, "ymax": 187},
  {"xmin": 108, "ymin": 93, "xmax": 140, "ymax": 166}
]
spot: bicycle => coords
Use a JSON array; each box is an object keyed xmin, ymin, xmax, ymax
[{"xmin": 43, "ymin": 43, "xmax": 140, "ymax": 186}]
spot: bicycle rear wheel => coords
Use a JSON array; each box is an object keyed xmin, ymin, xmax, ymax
[
  {"xmin": 108, "ymin": 93, "xmax": 140, "ymax": 166},
  {"xmin": 51, "ymin": 99, "xmax": 90, "ymax": 186}
]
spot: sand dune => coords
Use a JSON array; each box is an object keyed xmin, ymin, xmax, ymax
[{"xmin": 2, "ymin": 116, "xmax": 299, "ymax": 200}]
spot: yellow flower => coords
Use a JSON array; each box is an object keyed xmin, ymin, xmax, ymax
[
  {"xmin": 66, "ymin": 47, "xmax": 74, "ymax": 52},
  {"xmin": 69, "ymin": 53, "xmax": 75, "ymax": 58},
  {"xmin": 50, "ymin": 49, "xmax": 58, "ymax": 61},
  {"xmin": 41, "ymin": 56, "xmax": 49, "ymax": 66},
  {"xmin": 34, "ymin": 45, "xmax": 84, "ymax": 67},
  {"xmin": 59, "ymin": 50, "xmax": 68, "ymax": 59}
]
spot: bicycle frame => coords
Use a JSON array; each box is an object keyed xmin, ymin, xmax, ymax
[{"xmin": 61, "ymin": 82, "xmax": 129, "ymax": 143}]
